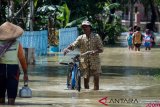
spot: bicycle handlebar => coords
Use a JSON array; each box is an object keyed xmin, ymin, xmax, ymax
[
  {"xmin": 60, "ymin": 51, "xmax": 93, "ymax": 65},
  {"xmin": 59, "ymin": 62, "xmax": 69, "ymax": 65}
]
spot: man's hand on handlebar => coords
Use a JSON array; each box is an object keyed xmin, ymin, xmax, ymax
[
  {"xmin": 80, "ymin": 51, "xmax": 94, "ymax": 56},
  {"xmin": 90, "ymin": 50, "xmax": 97, "ymax": 55},
  {"xmin": 63, "ymin": 48, "xmax": 70, "ymax": 56}
]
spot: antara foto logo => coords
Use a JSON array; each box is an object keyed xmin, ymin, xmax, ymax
[
  {"xmin": 98, "ymin": 96, "xmax": 139, "ymax": 106},
  {"xmin": 98, "ymin": 97, "xmax": 108, "ymax": 106}
]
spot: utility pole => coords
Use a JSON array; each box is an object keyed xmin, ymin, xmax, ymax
[{"xmin": 26, "ymin": 0, "xmax": 35, "ymax": 64}]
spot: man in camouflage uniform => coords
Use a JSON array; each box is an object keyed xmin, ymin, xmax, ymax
[{"xmin": 63, "ymin": 21, "xmax": 103, "ymax": 90}]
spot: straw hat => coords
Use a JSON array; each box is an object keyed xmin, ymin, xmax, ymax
[{"xmin": 0, "ymin": 22, "xmax": 24, "ymax": 40}]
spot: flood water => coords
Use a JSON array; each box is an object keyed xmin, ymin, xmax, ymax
[{"xmin": 2, "ymin": 37, "xmax": 160, "ymax": 107}]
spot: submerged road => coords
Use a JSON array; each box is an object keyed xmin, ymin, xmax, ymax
[{"xmin": 3, "ymin": 45, "xmax": 160, "ymax": 107}]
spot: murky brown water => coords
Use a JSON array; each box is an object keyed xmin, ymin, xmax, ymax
[{"xmin": 2, "ymin": 41, "xmax": 160, "ymax": 107}]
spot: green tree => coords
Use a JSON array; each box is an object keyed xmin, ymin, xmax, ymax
[
  {"xmin": 93, "ymin": 2, "xmax": 125, "ymax": 44},
  {"xmin": 65, "ymin": 0, "xmax": 125, "ymax": 44},
  {"xmin": 0, "ymin": 0, "xmax": 125, "ymax": 45},
  {"xmin": 141, "ymin": 0, "xmax": 159, "ymax": 31}
]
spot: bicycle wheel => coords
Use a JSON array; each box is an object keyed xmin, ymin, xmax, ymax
[
  {"xmin": 66, "ymin": 64, "xmax": 72, "ymax": 89},
  {"xmin": 76, "ymin": 69, "xmax": 81, "ymax": 92},
  {"xmin": 71, "ymin": 63, "xmax": 78, "ymax": 89},
  {"xmin": 71, "ymin": 68, "xmax": 76, "ymax": 89}
]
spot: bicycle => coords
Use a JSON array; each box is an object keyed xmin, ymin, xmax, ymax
[
  {"xmin": 60, "ymin": 54, "xmax": 81, "ymax": 92},
  {"xmin": 60, "ymin": 51, "xmax": 93, "ymax": 92}
]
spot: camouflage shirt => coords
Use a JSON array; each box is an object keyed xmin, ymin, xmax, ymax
[{"xmin": 70, "ymin": 32, "xmax": 103, "ymax": 75}]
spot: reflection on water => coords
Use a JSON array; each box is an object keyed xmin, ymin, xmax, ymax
[{"xmin": 16, "ymin": 38, "xmax": 160, "ymax": 107}]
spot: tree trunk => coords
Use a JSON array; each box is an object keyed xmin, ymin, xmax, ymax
[
  {"xmin": 149, "ymin": 0, "xmax": 156, "ymax": 31},
  {"xmin": 0, "ymin": 0, "xmax": 1, "ymax": 15},
  {"xmin": 14, "ymin": 0, "xmax": 29, "ymax": 17},
  {"xmin": 129, "ymin": 0, "xmax": 134, "ymax": 27},
  {"xmin": 26, "ymin": 0, "xmax": 35, "ymax": 65},
  {"xmin": 29, "ymin": 0, "xmax": 34, "ymax": 31}
]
